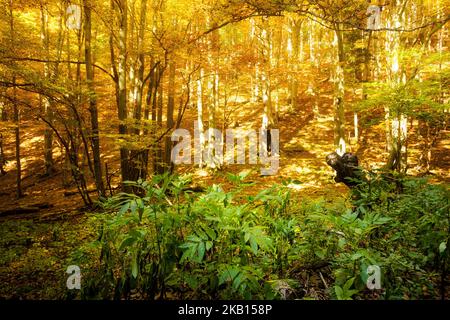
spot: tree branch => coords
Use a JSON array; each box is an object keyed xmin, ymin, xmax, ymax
[{"xmin": 0, "ymin": 56, "xmax": 115, "ymax": 80}]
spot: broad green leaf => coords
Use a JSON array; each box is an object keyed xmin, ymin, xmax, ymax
[
  {"xmin": 233, "ymin": 272, "xmax": 244, "ymax": 290},
  {"xmin": 439, "ymin": 241, "xmax": 447, "ymax": 254},
  {"xmin": 351, "ymin": 253, "xmax": 363, "ymax": 261},
  {"xmin": 343, "ymin": 277, "xmax": 355, "ymax": 291},
  {"xmin": 195, "ymin": 229, "xmax": 208, "ymax": 241},
  {"xmin": 187, "ymin": 235, "xmax": 202, "ymax": 242},
  {"xmin": 335, "ymin": 286, "xmax": 344, "ymax": 300},
  {"xmin": 130, "ymin": 200, "xmax": 137, "ymax": 214},
  {"xmin": 204, "ymin": 226, "xmax": 217, "ymax": 240},
  {"xmin": 180, "ymin": 246, "xmax": 194, "ymax": 263},
  {"xmin": 219, "ymin": 267, "xmax": 239, "ymax": 285},
  {"xmin": 250, "ymin": 237, "xmax": 258, "ymax": 254},
  {"xmin": 197, "ymin": 242, "xmax": 206, "ymax": 262},
  {"xmin": 119, "ymin": 236, "xmax": 137, "ymax": 251},
  {"xmin": 244, "ymin": 232, "xmax": 251, "ymax": 243},
  {"xmin": 119, "ymin": 202, "xmax": 130, "ymax": 216},
  {"xmin": 131, "ymin": 254, "xmax": 138, "ymax": 278}
]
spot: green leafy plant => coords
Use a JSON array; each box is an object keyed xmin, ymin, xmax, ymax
[{"xmin": 73, "ymin": 171, "xmax": 449, "ymax": 300}]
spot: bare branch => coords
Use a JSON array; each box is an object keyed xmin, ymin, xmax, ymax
[{"xmin": 0, "ymin": 56, "xmax": 115, "ymax": 80}]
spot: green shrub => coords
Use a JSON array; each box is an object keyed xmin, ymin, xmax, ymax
[{"xmin": 73, "ymin": 171, "xmax": 449, "ymax": 300}]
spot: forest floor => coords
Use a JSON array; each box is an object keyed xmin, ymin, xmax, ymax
[{"xmin": 0, "ymin": 86, "xmax": 449, "ymax": 298}]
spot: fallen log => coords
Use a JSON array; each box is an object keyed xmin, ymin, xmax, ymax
[
  {"xmin": 0, "ymin": 202, "xmax": 54, "ymax": 217},
  {"xmin": 64, "ymin": 188, "xmax": 97, "ymax": 197}
]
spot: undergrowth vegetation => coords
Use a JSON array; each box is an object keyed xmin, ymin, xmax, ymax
[{"xmin": 70, "ymin": 171, "xmax": 449, "ymax": 300}]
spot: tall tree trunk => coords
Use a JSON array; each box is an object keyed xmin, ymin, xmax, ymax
[
  {"xmin": 250, "ymin": 18, "xmax": 260, "ymax": 103},
  {"xmin": 112, "ymin": 0, "xmax": 129, "ymax": 186},
  {"xmin": 0, "ymin": 94, "xmax": 5, "ymax": 174},
  {"xmin": 84, "ymin": 0, "xmax": 105, "ymax": 196},
  {"xmin": 205, "ymin": 20, "xmax": 221, "ymax": 169},
  {"xmin": 133, "ymin": 0, "xmax": 147, "ymax": 130},
  {"xmin": 13, "ymin": 79, "xmax": 21, "ymax": 198},
  {"xmin": 154, "ymin": 65, "xmax": 164, "ymax": 174},
  {"xmin": 289, "ymin": 18, "xmax": 301, "ymax": 111},
  {"xmin": 309, "ymin": 19, "xmax": 316, "ymax": 67},
  {"xmin": 333, "ymin": 24, "xmax": 346, "ymax": 156},
  {"xmin": 128, "ymin": 0, "xmax": 149, "ymax": 181},
  {"xmin": 260, "ymin": 18, "xmax": 275, "ymax": 155},
  {"xmin": 0, "ymin": 133, "xmax": 5, "ymax": 175},
  {"xmin": 386, "ymin": 1, "xmax": 408, "ymax": 172},
  {"xmin": 195, "ymin": 68, "xmax": 206, "ymax": 168},
  {"xmin": 307, "ymin": 20, "xmax": 319, "ymax": 118},
  {"xmin": 40, "ymin": 1, "xmax": 54, "ymax": 175},
  {"xmin": 164, "ymin": 59, "xmax": 175, "ymax": 171},
  {"xmin": 9, "ymin": 0, "xmax": 22, "ymax": 198}
]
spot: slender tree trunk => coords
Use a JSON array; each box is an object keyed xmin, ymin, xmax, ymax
[
  {"xmin": 133, "ymin": 0, "xmax": 147, "ymax": 130},
  {"xmin": 0, "ymin": 93, "xmax": 5, "ymax": 174},
  {"xmin": 144, "ymin": 58, "xmax": 155, "ymax": 129},
  {"xmin": 260, "ymin": 18, "xmax": 275, "ymax": 155},
  {"xmin": 307, "ymin": 20, "xmax": 319, "ymax": 118},
  {"xmin": 333, "ymin": 24, "xmax": 346, "ymax": 155},
  {"xmin": 0, "ymin": 132, "xmax": 5, "ymax": 175},
  {"xmin": 129, "ymin": 0, "xmax": 148, "ymax": 181},
  {"xmin": 289, "ymin": 18, "xmax": 301, "ymax": 111},
  {"xmin": 386, "ymin": 1, "xmax": 408, "ymax": 172},
  {"xmin": 84, "ymin": 0, "xmax": 105, "ymax": 196},
  {"xmin": 309, "ymin": 19, "xmax": 316, "ymax": 67},
  {"xmin": 40, "ymin": 1, "xmax": 54, "ymax": 175},
  {"xmin": 113, "ymin": 0, "xmax": 129, "ymax": 186},
  {"xmin": 14, "ymin": 85, "xmax": 22, "ymax": 198},
  {"xmin": 128, "ymin": 0, "xmax": 136, "ymax": 120},
  {"xmin": 9, "ymin": 0, "xmax": 22, "ymax": 198},
  {"xmin": 164, "ymin": 59, "xmax": 175, "ymax": 171},
  {"xmin": 196, "ymin": 68, "xmax": 205, "ymax": 168},
  {"xmin": 62, "ymin": 12, "xmax": 73, "ymax": 187},
  {"xmin": 250, "ymin": 18, "xmax": 260, "ymax": 103},
  {"xmin": 154, "ymin": 65, "xmax": 164, "ymax": 174}
]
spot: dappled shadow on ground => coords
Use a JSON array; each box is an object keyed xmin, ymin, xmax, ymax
[
  {"xmin": 2, "ymin": 85, "xmax": 449, "ymax": 220},
  {"xmin": 0, "ymin": 119, "xmax": 87, "ymax": 219}
]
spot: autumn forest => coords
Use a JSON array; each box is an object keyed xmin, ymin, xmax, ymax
[{"xmin": 0, "ymin": 0, "xmax": 449, "ymax": 301}]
